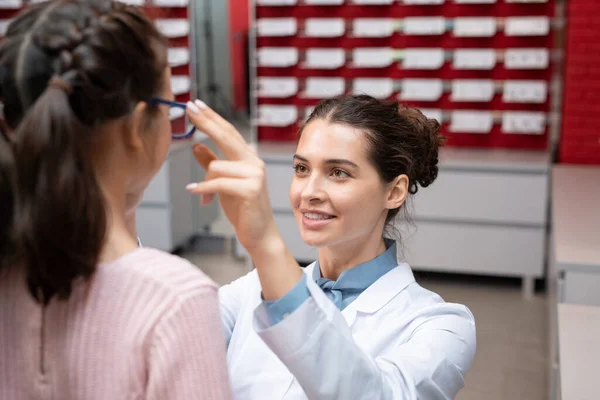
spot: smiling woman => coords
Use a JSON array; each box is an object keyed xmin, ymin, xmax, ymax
[
  {"xmin": 185, "ymin": 94, "xmax": 476, "ymax": 400},
  {"xmin": 290, "ymin": 96, "xmax": 444, "ymax": 269}
]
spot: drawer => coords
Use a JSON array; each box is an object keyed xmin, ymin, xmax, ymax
[
  {"xmin": 142, "ymin": 160, "xmax": 170, "ymax": 204},
  {"xmin": 265, "ymin": 162, "xmax": 294, "ymax": 211},
  {"xmin": 563, "ymin": 271, "xmax": 600, "ymax": 306},
  {"xmin": 136, "ymin": 207, "xmax": 173, "ymax": 251},
  {"xmin": 411, "ymin": 169, "xmax": 548, "ymax": 225},
  {"xmin": 274, "ymin": 213, "xmax": 317, "ymax": 262},
  {"xmin": 402, "ymin": 221, "xmax": 545, "ymax": 277}
]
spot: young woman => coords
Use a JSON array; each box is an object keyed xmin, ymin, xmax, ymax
[
  {"xmin": 0, "ymin": 1, "xmax": 231, "ymax": 399},
  {"xmin": 186, "ymin": 95, "xmax": 477, "ymax": 399}
]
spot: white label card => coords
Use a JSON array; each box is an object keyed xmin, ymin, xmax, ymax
[
  {"xmin": 453, "ymin": 49, "xmax": 497, "ymax": 70},
  {"xmin": 154, "ymin": 0, "xmax": 189, "ymax": 6},
  {"xmin": 450, "ymin": 111, "xmax": 494, "ymax": 133},
  {"xmin": 304, "ymin": 49, "xmax": 346, "ymax": 69},
  {"xmin": 451, "ymin": 80, "xmax": 495, "ymax": 102},
  {"xmin": 454, "ymin": 0, "xmax": 495, "ymax": 3},
  {"xmin": 353, "ymin": 48, "xmax": 394, "ymax": 68},
  {"xmin": 504, "ymin": 48, "xmax": 549, "ymax": 69},
  {"xmin": 353, "ymin": 19, "xmax": 395, "ymax": 38},
  {"xmin": 403, "ymin": 49, "xmax": 445, "ymax": 70},
  {"xmin": 257, "ymin": 18, "xmax": 297, "ymax": 37},
  {"xmin": 402, "ymin": 0, "xmax": 444, "ymax": 4},
  {"xmin": 258, "ymin": 105, "xmax": 298, "ymax": 127},
  {"xmin": 502, "ymin": 112, "xmax": 546, "ymax": 134},
  {"xmin": 169, "ymin": 107, "xmax": 185, "ymax": 121},
  {"xmin": 257, "ymin": 48, "xmax": 299, "ymax": 68},
  {"xmin": 419, "ymin": 108, "xmax": 444, "ymax": 124},
  {"xmin": 0, "ymin": 0, "xmax": 22, "ymax": 7},
  {"xmin": 155, "ymin": 19, "xmax": 190, "ymax": 38},
  {"xmin": 305, "ymin": 19, "xmax": 346, "ymax": 38},
  {"xmin": 171, "ymin": 76, "xmax": 191, "ymax": 95},
  {"xmin": 353, "ymin": 78, "xmax": 395, "ymax": 98},
  {"xmin": 305, "ymin": 0, "xmax": 344, "ymax": 4},
  {"xmin": 258, "ymin": 77, "xmax": 299, "ymax": 98},
  {"xmin": 257, "ymin": 0, "xmax": 297, "ymax": 5},
  {"xmin": 503, "ymin": 80, "xmax": 548, "ymax": 103},
  {"xmin": 400, "ymin": 79, "xmax": 444, "ymax": 102},
  {"xmin": 504, "ymin": 17, "xmax": 550, "ymax": 37},
  {"xmin": 403, "ymin": 17, "xmax": 446, "ymax": 36},
  {"xmin": 304, "ymin": 107, "xmax": 315, "ymax": 121},
  {"xmin": 352, "ymin": 0, "xmax": 394, "ymax": 4},
  {"xmin": 304, "ymin": 78, "xmax": 346, "ymax": 98},
  {"xmin": 453, "ymin": 18, "xmax": 497, "ymax": 37},
  {"xmin": 168, "ymin": 48, "xmax": 190, "ymax": 66}
]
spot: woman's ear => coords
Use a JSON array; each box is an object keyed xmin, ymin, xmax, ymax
[
  {"xmin": 386, "ymin": 174, "xmax": 409, "ymax": 210},
  {"xmin": 122, "ymin": 101, "xmax": 147, "ymax": 152}
]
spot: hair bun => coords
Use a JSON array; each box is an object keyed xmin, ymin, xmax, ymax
[{"xmin": 396, "ymin": 105, "xmax": 445, "ymax": 194}]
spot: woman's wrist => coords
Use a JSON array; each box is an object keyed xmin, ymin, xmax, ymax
[
  {"xmin": 250, "ymin": 232, "xmax": 304, "ymax": 301},
  {"xmin": 249, "ymin": 232, "xmax": 286, "ymax": 262}
]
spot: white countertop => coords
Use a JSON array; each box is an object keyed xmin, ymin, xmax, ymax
[
  {"xmin": 558, "ymin": 304, "xmax": 600, "ymax": 400},
  {"xmin": 552, "ymin": 165, "xmax": 600, "ymax": 272},
  {"xmin": 258, "ymin": 143, "xmax": 550, "ymax": 173}
]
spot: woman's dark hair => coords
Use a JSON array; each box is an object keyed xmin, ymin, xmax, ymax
[
  {"xmin": 303, "ymin": 94, "xmax": 445, "ymax": 227},
  {"xmin": 0, "ymin": 0, "xmax": 167, "ymax": 304}
]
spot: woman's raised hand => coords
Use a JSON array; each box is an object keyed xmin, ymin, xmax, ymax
[{"xmin": 185, "ymin": 100, "xmax": 279, "ymax": 255}]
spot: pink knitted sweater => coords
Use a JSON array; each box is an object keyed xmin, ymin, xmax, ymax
[{"xmin": 0, "ymin": 248, "xmax": 232, "ymax": 399}]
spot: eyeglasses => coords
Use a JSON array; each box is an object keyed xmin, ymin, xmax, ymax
[{"xmin": 148, "ymin": 98, "xmax": 196, "ymax": 140}]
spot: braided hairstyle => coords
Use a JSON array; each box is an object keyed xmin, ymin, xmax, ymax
[{"xmin": 0, "ymin": 0, "xmax": 167, "ymax": 304}]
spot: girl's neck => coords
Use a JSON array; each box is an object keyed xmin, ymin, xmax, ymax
[{"xmin": 98, "ymin": 182, "xmax": 139, "ymax": 264}]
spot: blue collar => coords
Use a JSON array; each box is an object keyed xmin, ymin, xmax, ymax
[{"xmin": 312, "ymin": 239, "xmax": 398, "ymax": 291}]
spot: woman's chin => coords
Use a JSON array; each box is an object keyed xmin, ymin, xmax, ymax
[{"xmin": 300, "ymin": 232, "xmax": 331, "ymax": 248}]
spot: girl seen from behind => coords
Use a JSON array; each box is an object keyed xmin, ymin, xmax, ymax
[{"xmin": 0, "ymin": 1, "xmax": 231, "ymax": 399}]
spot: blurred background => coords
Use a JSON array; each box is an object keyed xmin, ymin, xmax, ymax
[{"xmin": 1, "ymin": 0, "xmax": 598, "ymax": 399}]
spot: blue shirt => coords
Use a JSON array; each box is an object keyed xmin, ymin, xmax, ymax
[{"xmin": 264, "ymin": 239, "xmax": 398, "ymax": 324}]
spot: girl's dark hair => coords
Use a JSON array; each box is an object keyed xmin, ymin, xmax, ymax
[
  {"xmin": 0, "ymin": 0, "xmax": 167, "ymax": 304},
  {"xmin": 303, "ymin": 94, "xmax": 445, "ymax": 227},
  {"xmin": 0, "ymin": 134, "xmax": 15, "ymax": 269}
]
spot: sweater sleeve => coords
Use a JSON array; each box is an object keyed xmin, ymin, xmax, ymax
[{"xmin": 146, "ymin": 285, "xmax": 232, "ymax": 400}]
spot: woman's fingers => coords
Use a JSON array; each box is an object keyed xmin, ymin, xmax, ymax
[
  {"xmin": 192, "ymin": 143, "xmax": 218, "ymax": 170},
  {"xmin": 191, "ymin": 155, "xmax": 264, "ymax": 204},
  {"xmin": 186, "ymin": 101, "xmax": 250, "ymax": 161},
  {"xmin": 206, "ymin": 160, "xmax": 264, "ymax": 179},
  {"xmin": 192, "ymin": 144, "xmax": 219, "ymax": 204},
  {"xmin": 186, "ymin": 177, "xmax": 258, "ymax": 199}
]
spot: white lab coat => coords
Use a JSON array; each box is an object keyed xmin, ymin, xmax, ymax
[{"xmin": 219, "ymin": 261, "xmax": 476, "ymax": 400}]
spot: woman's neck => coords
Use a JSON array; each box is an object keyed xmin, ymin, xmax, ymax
[{"xmin": 317, "ymin": 234, "xmax": 387, "ymax": 281}]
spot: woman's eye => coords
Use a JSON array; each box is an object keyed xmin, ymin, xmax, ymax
[
  {"xmin": 294, "ymin": 164, "xmax": 308, "ymax": 174},
  {"xmin": 332, "ymin": 169, "xmax": 350, "ymax": 179}
]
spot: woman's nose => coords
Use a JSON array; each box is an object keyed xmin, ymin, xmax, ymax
[{"xmin": 300, "ymin": 174, "xmax": 326, "ymax": 203}]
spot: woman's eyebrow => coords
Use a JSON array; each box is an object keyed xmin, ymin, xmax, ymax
[{"xmin": 293, "ymin": 154, "xmax": 359, "ymax": 169}]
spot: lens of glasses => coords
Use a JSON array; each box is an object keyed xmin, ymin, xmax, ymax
[{"xmin": 169, "ymin": 106, "xmax": 194, "ymax": 139}]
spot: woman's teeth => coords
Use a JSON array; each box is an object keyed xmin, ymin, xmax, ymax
[{"xmin": 304, "ymin": 213, "xmax": 334, "ymax": 220}]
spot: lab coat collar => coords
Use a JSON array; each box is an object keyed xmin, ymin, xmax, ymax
[
  {"xmin": 311, "ymin": 239, "xmax": 398, "ymax": 292},
  {"xmin": 304, "ymin": 261, "xmax": 415, "ymax": 315},
  {"xmin": 347, "ymin": 262, "xmax": 415, "ymax": 314}
]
